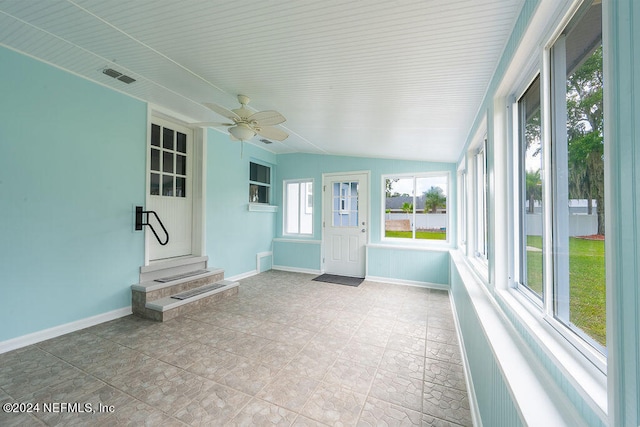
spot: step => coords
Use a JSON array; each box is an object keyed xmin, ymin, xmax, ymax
[
  {"xmin": 131, "ymin": 268, "xmax": 231, "ymax": 322},
  {"xmin": 132, "ymin": 268, "xmax": 224, "ymax": 301},
  {"xmin": 143, "ymin": 280, "xmax": 239, "ymax": 322}
]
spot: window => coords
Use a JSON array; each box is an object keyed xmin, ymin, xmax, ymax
[
  {"xmin": 332, "ymin": 181, "xmax": 359, "ymax": 227},
  {"xmin": 384, "ymin": 173, "xmax": 448, "ymax": 241},
  {"xmin": 512, "ymin": 1, "xmax": 605, "ymax": 357},
  {"xmin": 284, "ymin": 180, "xmax": 313, "ymax": 235},
  {"xmin": 475, "ymin": 142, "xmax": 487, "ymax": 259},
  {"xmin": 549, "ymin": 0, "xmax": 605, "ymax": 351},
  {"xmin": 517, "ymin": 75, "xmax": 544, "ymax": 301},
  {"xmin": 249, "ymin": 162, "xmax": 271, "ymax": 204},
  {"xmin": 150, "ymin": 123, "xmax": 187, "ymax": 198}
]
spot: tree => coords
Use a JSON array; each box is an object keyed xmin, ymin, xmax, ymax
[
  {"xmin": 401, "ymin": 202, "xmax": 413, "ymax": 218},
  {"xmin": 525, "ymin": 169, "xmax": 542, "ymax": 214},
  {"xmin": 424, "ymin": 186, "xmax": 446, "ymax": 213},
  {"xmin": 566, "ymin": 45, "xmax": 604, "ymax": 234},
  {"xmin": 385, "ymin": 178, "xmax": 399, "ymax": 198}
]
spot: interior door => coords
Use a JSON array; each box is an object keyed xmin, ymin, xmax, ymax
[
  {"xmin": 323, "ymin": 172, "xmax": 369, "ymax": 277},
  {"xmin": 147, "ymin": 118, "xmax": 193, "ymax": 261}
]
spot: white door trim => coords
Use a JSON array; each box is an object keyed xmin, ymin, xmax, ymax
[
  {"xmin": 321, "ymin": 170, "xmax": 370, "ymax": 277},
  {"xmin": 143, "ymin": 107, "xmax": 206, "ymax": 266}
]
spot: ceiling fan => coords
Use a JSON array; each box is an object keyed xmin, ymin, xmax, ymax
[{"xmin": 197, "ymin": 94, "xmax": 288, "ymax": 155}]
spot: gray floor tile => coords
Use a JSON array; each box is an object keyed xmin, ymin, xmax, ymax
[{"xmin": 0, "ymin": 270, "xmax": 472, "ymax": 427}]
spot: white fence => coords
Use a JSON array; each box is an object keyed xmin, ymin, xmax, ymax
[
  {"xmin": 385, "ymin": 213, "xmax": 448, "ymax": 230},
  {"xmin": 525, "ymin": 213, "xmax": 598, "ymax": 237}
]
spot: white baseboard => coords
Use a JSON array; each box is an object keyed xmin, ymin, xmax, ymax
[
  {"xmin": 272, "ymin": 265, "xmax": 322, "ymax": 275},
  {"xmin": 226, "ymin": 269, "xmax": 259, "ymax": 282},
  {"xmin": 365, "ymin": 275, "xmax": 449, "ymax": 290},
  {"xmin": 0, "ymin": 306, "xmax": 132, "ymax": 354}
]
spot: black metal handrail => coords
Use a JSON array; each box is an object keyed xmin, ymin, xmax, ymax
[{"xmin": 135, "ymin": 206, "xmax": 169, "ymax": 246}]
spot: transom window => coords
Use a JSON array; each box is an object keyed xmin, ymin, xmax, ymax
[{"xmin": 384, "ymin": 173, "xmax": 448, "ymax": 241}]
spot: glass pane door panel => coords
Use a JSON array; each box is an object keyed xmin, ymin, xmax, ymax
[
  {"xmin": 150, "ymin": 173, "xmax": 160, "ymax": 195},
  {"xmin": 163, "ymin": 128, "xmax": 174, "ymax": 150},
  {"xmin": 332, "ymin": 181, "xmax": 359, "ymax": 227},
  {"xmin": 162, "ymin": 175, "xmax": 174, "ymax": 196},
  {"xmin": 151, "ymin": 148, "xmax": 160, "ymax": 171}
]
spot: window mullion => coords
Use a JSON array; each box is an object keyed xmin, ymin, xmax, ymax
[{"xmin": 551, "ymin": 35, "xmax": 571, "ymax": 321}]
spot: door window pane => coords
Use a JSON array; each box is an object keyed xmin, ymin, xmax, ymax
[
  {"xmin": 176, "ymin": 177, "xmax": 186, "ymax": 198},
  {"xmin": 163, "ymin": 151, "xmax": 173, "ymax": 173},
  {"xmin": 163, "ymin": 128, "xmax": 174, "ymax": 150},
  {"xmin": 177, "ymin": 132, "xmax": 187, "ymax": 153},
  {"xmin": 162, "ymin": 175, "xmax": 174, "ymax": 196},
  {"xmin": 149, "ymin": 122, "xmax": 188, "ymax": 198},
  {"xmin": 332, "ymin": 181, "xmax": 358, "ymax": 227},
  {"xmin": 150, "ymin": 173, "xmax": 160, "ymax": 195},
  {"xmin": 176, "ymin": 154, "xmax": 186, "ymax": 175},
  {"xmin": 151, "ymin": 148, "xmax": 160, "ymax": 171}
]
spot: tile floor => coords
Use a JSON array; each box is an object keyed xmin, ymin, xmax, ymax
[{"xmin": 0, "ymin": 270, "xmax": 472, "ymax": 426}]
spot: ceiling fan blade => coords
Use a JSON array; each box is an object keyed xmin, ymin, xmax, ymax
[
  {"xmin": 203, "ymin": 102, "xmax": 240, "ymax": 121},
  {"xmin": 192, "ymin": 121, "xmax": 235, "ymax": 127},
  {"xmin": 248, "ymin": 110, "xmax": 286, "ymax": 126},
  {"xmin": 256, "ymin": 126, "xmax": 288, "ymax": 141}
]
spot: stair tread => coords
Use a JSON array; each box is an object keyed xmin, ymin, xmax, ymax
[{"xmin": 132, "ymin": 268, "xmax": 224, "ymax": 293}]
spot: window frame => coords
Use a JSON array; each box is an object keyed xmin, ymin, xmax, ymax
[
  {"xmin": 283, "ymin": 178, "xmax": 314, "ymax": 236},
  {"xmin": 474, "ymin": 141, "xmax": 488, "ymax": 261},
  {"xmin": 504, "ymin": 0, "xmax": 606, "ymax": 373},
  {"xmin": 381, "ymin": 171, "xmax": 450, "ymax": 245},
  {"xmin": 249, "ymin": 161, "xmax": 272, "ymax": 205}
]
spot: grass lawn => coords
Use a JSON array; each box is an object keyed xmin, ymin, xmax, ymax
[
  {"xmin": 525, "ymin": 235, "xmax": 605, "ymax": 346},
  {"xmin": 385, "ymin": 230, "xmax": 447, "ymax": 240}
]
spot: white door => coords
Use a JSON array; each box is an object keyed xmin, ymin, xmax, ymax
[
  {"xmin": 323, "ymin": 172, "xmax": 369, "ymax": 277},
  {"xmin": 147, "ymin": 118, "xmax": 193, "ymax": 261}
]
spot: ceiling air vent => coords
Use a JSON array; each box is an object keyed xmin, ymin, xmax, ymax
[
  {"xmin": 260, "ymin": 139, "xmax": 273, "ymax": 144},
  {"xmin": 102, "ymin": 68, "xmax": 136, "ymax": 84}
]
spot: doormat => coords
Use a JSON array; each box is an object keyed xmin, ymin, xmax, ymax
[{"xmin": 312, "ymin": 274, "xmax": 364, "ymax": 287}]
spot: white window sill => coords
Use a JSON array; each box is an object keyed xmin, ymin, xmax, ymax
[
  {"xmin": 497, "ymin": 287, "xmax": 608, "ymax": 422},
  {"xmin": 451, "ymin": 251, "xmax": 601, "ymax": 425},
  {"xmin": 248, "ymin": 203, "xmax": 277, "ymax": 212},
  {"xmin": 368, "ymin": 242, "xmax": 450, "ymax": 252}
]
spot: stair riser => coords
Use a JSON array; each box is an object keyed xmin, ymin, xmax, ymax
[
  {"xmin": 132, "ymin": 271, "xmax": 224, "ymax": 311},
  {"xmin": 133, "ymin": 286, "xmax": 238, "ymax": 322}
]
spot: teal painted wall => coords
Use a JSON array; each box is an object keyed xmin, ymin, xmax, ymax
[
  {"xmin": 272, "ymin": 240, "xmax": 321, "ymax": 272},
  {"xmin": 206, "ymin": 132, "xmax": 277, "ymax": 278},
  {"xmin": 450, "ymin": 259, "xmax": 523, "ymax": 427},
  {"xmin": 274, "ymin": 153, "xmax": 456, "ymax": 282},
  {"xmin": 368, "ymin": 247, "xmax": 449, "ymax": 285},
  {"xmin": 0, "ymin": 47, "xmax": 147, "ymax": 341}
]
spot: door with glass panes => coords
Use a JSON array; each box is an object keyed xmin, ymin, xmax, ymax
[
  {"xmin": 323, "ymin": 172, "xmax": 369, "ymax": 277},
  {"xmin": 147, "ymin": 118, "xmax": 193, "ymax": 261}
]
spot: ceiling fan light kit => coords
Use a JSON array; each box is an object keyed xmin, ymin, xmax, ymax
[
  {"xmin": 228, "ymin": 123, "xmax": 255, "ymax": 141},
  {"xmin": 201, "ymin": 94, "xmax": 288, "ymax": 144}
]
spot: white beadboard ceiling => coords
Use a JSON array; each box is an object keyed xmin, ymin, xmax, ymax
[{"xmin": 0, "ymin": 0, "xmax": 524, "ymax": 162}]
